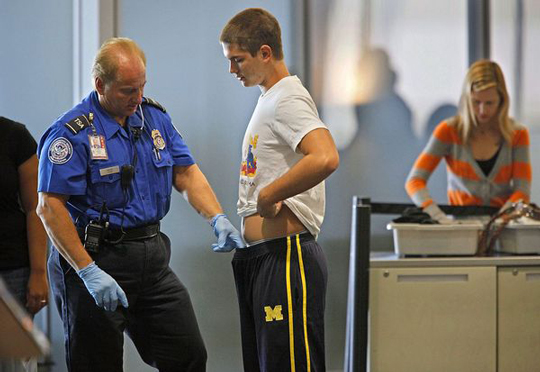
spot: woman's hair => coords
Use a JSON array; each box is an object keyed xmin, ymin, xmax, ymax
[
  {"xmin": 220, "ymin": 8, "xmax": 284, "ymax": 60},
  {"xmin": 455, "ymin": 59, "xmax": 513, "ymax": 143},
  {"xmin": 92, "ymin": 37, "xmax": 146, "ymax": 86}
]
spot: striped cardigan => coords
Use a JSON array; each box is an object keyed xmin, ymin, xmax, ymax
[{"xmin": 406, "ymin": 120, "xmax": 531, "ymax": 208}]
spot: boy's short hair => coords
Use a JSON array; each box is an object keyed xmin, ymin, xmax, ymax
[{"xmin": 220, "ymin": 8, "xmax": 284, "ymax": 60}]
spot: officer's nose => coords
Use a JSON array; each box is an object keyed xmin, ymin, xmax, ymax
[{"xmin": 135, "ymin": 88, "xmax": 144, "ymax": 105}]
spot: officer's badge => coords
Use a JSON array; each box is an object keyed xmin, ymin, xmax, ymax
[
  {"xmin": 151, "ymin": 129, "xmax": 166, "ymax": 150},
  {"xmin": 48, "ymin": 137, "xmax": 73, "ymax": 165}
]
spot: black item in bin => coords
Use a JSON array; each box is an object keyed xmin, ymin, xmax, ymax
[{"xmin": 392, "ymin": 207, "xmax": 437, "ymax": 224}]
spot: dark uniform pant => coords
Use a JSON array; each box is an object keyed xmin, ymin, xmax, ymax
[
  {"xmin": 232, "ymin": 233, "xmax": 327, "ymax": 372},
  {"xmin": 49, "ymin": 232, "xmax": 207, "ymax": 372}
]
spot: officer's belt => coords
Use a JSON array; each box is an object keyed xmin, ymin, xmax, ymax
[
  {"xmin": 78, "ymin": 223, "xmax": 160, "ymax": 243},
  {"xmin": 108, "ymin": 223, "xmax": 160, "ymax": 241}
]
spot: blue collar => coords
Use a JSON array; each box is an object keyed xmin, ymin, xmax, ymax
[{"xmin": 88, "ymin": 91, "xmax": 144, "ymax": 140}]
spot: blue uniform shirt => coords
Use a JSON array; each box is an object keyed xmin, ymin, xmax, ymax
[{"xmin": 38, "ymin": 91, "xmax": 195, "ymax": 228}]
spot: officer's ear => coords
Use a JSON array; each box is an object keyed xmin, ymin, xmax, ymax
[{"xmin": 95, "ymin": 77, "xmax": 105, "ymax": 95}]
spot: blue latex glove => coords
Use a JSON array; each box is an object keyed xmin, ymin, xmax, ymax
[
  {"xmin": 77, "ymin": 262, "xmax": 129, "ymax": 311},
  {"xmin": 211, "ymin": 214, "xmax": 246, "ymax": 252}
]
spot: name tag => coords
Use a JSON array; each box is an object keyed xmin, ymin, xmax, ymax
[
  {"xmin": 99, "ymin": 166, "xmax": 120, "ymax": 176},
  {"xmin": 89, "ymin": 135, "xmax": 108, "ymax": 160}
]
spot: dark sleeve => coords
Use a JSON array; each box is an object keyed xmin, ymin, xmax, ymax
[{"xmin": 12, "ymin": 122, "xmax": 38, "ymax": 167}]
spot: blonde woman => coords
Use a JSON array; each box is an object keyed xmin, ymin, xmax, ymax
[{"xmin": 406, "ymin": 60, "xmax": 531, "ymax": 223}]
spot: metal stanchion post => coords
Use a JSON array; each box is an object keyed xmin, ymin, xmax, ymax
[{"xmin": 344, "ymin": 196, "xmax": 371, "ymax": 372}]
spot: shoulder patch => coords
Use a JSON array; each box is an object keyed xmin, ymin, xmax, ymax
[
  {"xmin": 143, "ymin": 97, "xmax": 166, "ymax": 112},
  {"xmin": 48, "ymin": 137, "xmax": 73, "ymax": 164},
  {"xmin": 64, "ymin": 114, "xmax": 92, "ymax": 134}
]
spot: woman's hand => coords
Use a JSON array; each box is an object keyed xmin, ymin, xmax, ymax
[{"xmin": 26, "ymin": 270, "xmax": 49, "ymax": 314}]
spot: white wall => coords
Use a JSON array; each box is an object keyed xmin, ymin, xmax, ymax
[
  {"xmin": 0, "ymin": 2, "xmax": 73, "ymax": 370},
  {"xmin": 0, "ymin": 0, "xmax": 73, "ymax": 138}
]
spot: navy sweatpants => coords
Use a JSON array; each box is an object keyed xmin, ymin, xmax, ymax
[{"xmin": 232, "ymin": 233, "xmax": 328, "ymax": 372}]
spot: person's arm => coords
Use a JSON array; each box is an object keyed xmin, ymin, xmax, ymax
[
  {"xmin": 18, "ymin": 155, "xmax": 48, "ymax": 314},
  {"xmin": 507, "ymin": 127, "xmax": 531, "ymax": 204},
  {"xmin": 257, "ymin": 128, "xmax": 339, "ymax": 218},
  {"xmin": 405, "ymin": 122, "xmax": 454, "ymax": 222},
  {"xmin": 405, "ymin": 145, "xmax": 443, "ymax": 208},
  {"xmin": 173, "ymin": 164, "xmax": 224, "ymax": 219},
  {"xmin": 37, "ymin": 192, "xmax": 93, "ymax": 270},
  {"xmin": 37, "ymin": 192, "xmax": 128, "ymax": 311},
  {"xmin": 173, "ymin": 164, "xmax": 244, "ymax": 251}
]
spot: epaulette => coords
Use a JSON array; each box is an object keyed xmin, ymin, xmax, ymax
[
  {"xmin": 64, "ymin": 113, "xmax": 93, "ymax": 134},
  {"xmin": 143, "ymin": 97, "xmax": 166, "ymax": 112}
]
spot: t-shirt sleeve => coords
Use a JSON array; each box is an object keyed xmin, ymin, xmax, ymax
[
  {"xmin": 274, "ymin": 95, "xmax": 327, "ymax": 151},
  {"xmin": 37, "ymin": 124, "xmax": 89, "ymax": 196},
  {"xmin": 13, "ymin": 123, "xmax": 38, "ymax": 167}
]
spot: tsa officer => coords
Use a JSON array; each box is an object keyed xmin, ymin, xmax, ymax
[{"xmin": 37, "ymin": 37, "xmax": 244, "ymax": 372}]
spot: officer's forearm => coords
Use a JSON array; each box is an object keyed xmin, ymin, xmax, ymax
[
  {"xmin": 37, "ymin": 193, "xmax": 93, "ymax": 270},
  {"xmin": 185, "ymin": 182, "xmax": 224, "ymax": 221},
  {"xmin": 173, "ymin": 164, "xmax": 223, "ymax": 220}
]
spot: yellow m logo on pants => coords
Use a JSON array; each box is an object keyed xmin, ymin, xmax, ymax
[{"xmin": 264, "ymin": 305, "xmax": 284, "ymax": 322}]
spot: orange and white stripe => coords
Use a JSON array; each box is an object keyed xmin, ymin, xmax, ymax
[{"xmin": 405, "ymin": 121, "xmax": 531, "ymax": 207}]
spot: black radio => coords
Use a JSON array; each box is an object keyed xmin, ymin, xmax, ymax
[{"xmin": 84, "ymin": 220, "xmax": 109, "ymax": 253}]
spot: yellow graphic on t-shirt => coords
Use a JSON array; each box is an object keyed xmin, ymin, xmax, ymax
[{"xmin": 241, "ymin": 135, "xmax": 258, "ymax": 177}]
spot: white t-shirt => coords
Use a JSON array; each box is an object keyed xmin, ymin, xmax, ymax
[{"xmin": 237, "ymin": 75, "xmax": 327, "ymax": 236}]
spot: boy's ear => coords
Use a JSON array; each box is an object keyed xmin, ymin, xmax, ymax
[{"xmin": 260, "ymin": 45, "xmax": 273, "ymax": 60}]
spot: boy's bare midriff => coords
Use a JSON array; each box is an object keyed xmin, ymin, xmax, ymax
[{"xmin": 242, "ymin": 204, "xmax": 307, "ymax": 244}]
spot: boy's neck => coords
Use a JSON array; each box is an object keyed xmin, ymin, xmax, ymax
[{"xmin": 259, "ymin": 61, "xmax": 290, "ymax": 93}]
